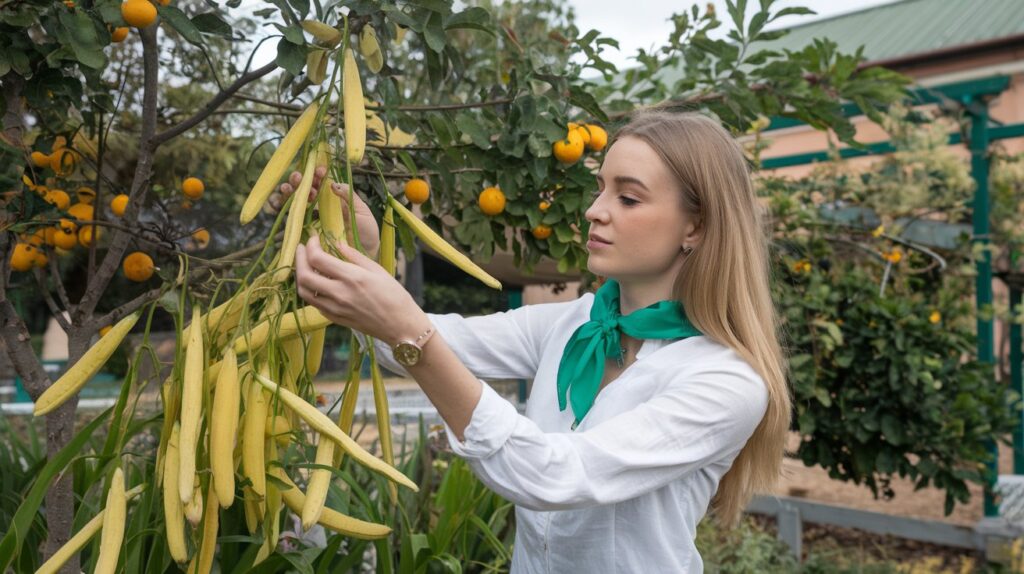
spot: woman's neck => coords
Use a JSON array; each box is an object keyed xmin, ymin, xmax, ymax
[{"xmin": 616, "ymin": 277, "xmax": 676, "ymax": 316}]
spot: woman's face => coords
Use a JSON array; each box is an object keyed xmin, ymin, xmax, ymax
[{"xmin": 584, "ymin": 136, "xmax": 698, "ymax": 283}]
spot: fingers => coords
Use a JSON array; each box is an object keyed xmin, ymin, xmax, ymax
[{"xmin": 295, "ymin": 244, "xmax": 342, "ymax": 304}]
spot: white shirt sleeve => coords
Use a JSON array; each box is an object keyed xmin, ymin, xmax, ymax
[
  {"xmin": 361, "ymin": 298, "xmax": 585, "ymax": 380},
  {"xmin": 442, "ymin": 365, "xmax": 770, "ymax": 511}
]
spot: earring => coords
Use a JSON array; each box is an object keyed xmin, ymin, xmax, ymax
[{"xmin": 682, "ymin": 246, "xmax": 694, "ymax": 256}]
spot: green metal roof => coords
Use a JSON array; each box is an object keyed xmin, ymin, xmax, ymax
[{"xmin": 759, "ymin": 0, "xmax": 1024, "ymax": 63}]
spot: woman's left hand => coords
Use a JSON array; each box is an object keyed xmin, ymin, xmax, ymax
[{"xmin": 296, "ymin": 235, "xmax": 428, "ymax": 344}]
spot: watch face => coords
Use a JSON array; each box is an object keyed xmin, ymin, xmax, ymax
[{"xmin": 394, "ymin": 343, "xmax": 422, "ymax": 366}]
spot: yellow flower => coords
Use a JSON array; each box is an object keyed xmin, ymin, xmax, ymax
[
  {"xmin": 792, "ymin": 259, "xmax": 812, "ymax": 273},
  {"xmin": 929, "ymin": 311, "xmax": 941, "ymax": 324},
  {"xmin": 872, "ymin": 225, "xmax": 885, "ymax": 238}
]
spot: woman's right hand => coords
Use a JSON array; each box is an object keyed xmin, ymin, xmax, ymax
[{"xmin": 273, "ymin": 166, "xmax": 381, "ymax": 259}]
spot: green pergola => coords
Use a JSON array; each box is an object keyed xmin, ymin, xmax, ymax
[{"xmin": 762, "ymin": 74, "xmax": 1024, "ymax": 517}]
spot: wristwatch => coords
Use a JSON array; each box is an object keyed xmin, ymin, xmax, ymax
[{"xmin": 391, "ymin": 325, "xmax": 436, "ymax": 367}]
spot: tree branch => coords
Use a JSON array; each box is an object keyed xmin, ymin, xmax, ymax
[
  {"xmin": 352, "ymin": 166, "xmax": 484, "ymax": 178},
  {"xmin": 77, "ymin": 25, "xmax": 161, "ymax": 322},
  {"xmin": 92, "ymin": 236, "xmax": 277, "ymax": 329},
  {"xmin": 34, "ymin": 266, "xmax": 70, "ymax": 332},
  {"xmin": 152, "ymin": 62, "xmax": 277, "ymax": 148},
  {"xmin": 230, "ymin": 92, "xmax": 515, "ymax": 113}
]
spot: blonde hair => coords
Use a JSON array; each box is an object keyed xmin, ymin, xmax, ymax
[{"xmin": 613, "ymin": 110, "xmax": 791, "ymax": 528}]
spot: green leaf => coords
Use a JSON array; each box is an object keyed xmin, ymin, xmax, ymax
[
  {"xmin": 423, "ymin": 11, "xmax": 447, "ymax": 53},
  {"xmin": 445, "ymin": 6, "xmax": 493, "ymax": 35},
  {"xmin": 0, "ymin": 410, "xmax": 111, "ymax": 571},
  {"xmin": 455, "ymin": 113, "xmax": 490, "ymax": 149},
  {"xmin": 568, "ymin": 85, "xmax": 608, "ymax": 123},
  {"xmin": 275, "ymin": 22, "xmax": 305, "ymax": 46},
  {"xmin": 276, "ymin": 38, "xmax": 307, "ymax": 76},
  {"xmin": 58, "ymin": 11, "xmax": 106, "ymax": 69},
  {"xmin": 158, "ymin": 6, "xmax": 203, "ymax": 45},
  {"xmin": 192, "ymin": 13, "xmax": 233, "ymax": 38}
]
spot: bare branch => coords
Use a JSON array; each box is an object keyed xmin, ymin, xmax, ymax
[
  {"xmin": 92, "ymin": 235, "xmax": 278, "ymax": 329},
  {"xmin": 352, "ymin": 166, "xmax": 484, "ymax": 178},
  {"xmin": 152, "ymin": 62, "xmax": 277, "ymax": 148},
  {"xmin": 77, "ymin": 25, "xmax": 161, "ymax": 322},
  {"xmin": 47, "ymin": 247, "xmax": 71, "ymax": 309},
  {"xmin": 230, "ymin": 92, "xmax": 515, "ymax": 113},
  {"xmin": 34, "ymin": 265, "xmax": 70, "ymax": 332}
]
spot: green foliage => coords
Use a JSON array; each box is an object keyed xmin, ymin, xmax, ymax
[{"xmin": 765, "ymin": 107, "xmax": 1021, "ymax": 517}]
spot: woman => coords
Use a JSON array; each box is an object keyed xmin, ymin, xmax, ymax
[{"xmin": 282, "ymin": 110, "xmax": 791, "ymax": 572}]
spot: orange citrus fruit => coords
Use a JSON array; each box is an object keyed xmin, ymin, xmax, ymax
[
  {"xmin": 10, "ymin": 244, "xmax": 36, "ymax": 272},
  {"xmin": 24, "ymin": 231, "xmax": 43, "ymax": 247},
  {"xmin": 123, "ymin": 252, "xmax": 155, "ymax": 281},
  {"xmin": 50, "ymin": 149, "xmax": 77, "ymax": 176},
  {"xmin": 192, "ymin": 228, "xmax": 210, "ymax": 249},
  {"xmin": 531, "ymin": 225, "xmax": 552, "ymax": 240},
  {"xmin": 67, "ymin": 203, "xmax": 94, "ymax": 221},
  {"xmin": 43, "ymin": 227, "xmax": 58, "ymax": 246},
  {"xmin": 76, "ymin": 186, "xmax": 96, "ymax": 205},
  {"xmin": 111, "ymin": 27, "xmax": 129, "ymax": 42},
  {"xmin": 121, "ymin": 0, "xmax": 157, "ymax": 28},
  {"xmin": 45, "ymin": 190, "xmax": 71, "ymax": 210},
  {"xmin": 33, "ymin": 250, "xmax": 48, "ymax": 268},
  {"xmin": 78, "ymin": 225, "xmax": 101, "ymax": 247},
  {"xmin": 404, "ymin": 178, "xmax": 430, "ymax": 204},
  {"xmin": 182, "ymin": 177, "xmax": 204, "ymax": 200},
  {"xmin": 110, "ymin": 194, "xmax": 129, "ymax": 217},
  {"xmin": 568, "ymin": 122, "xmax": 591, "ymax": 146},
  {"xmin": 30, "ymin": 151, "xmax": 50, "ymax": 167},
  {"xmin": 552, "ymin": 129, "xmax": 585, "ymax": 165},
  {"xmin": 53, "ymin": 228, "xmax": 78, "ymax": 250},
  {"xmin": 539, "ymin": 200, "xmax": 551, "ymax": 212},
  {"xmin": 478, "ymin": 187, "xmax": 506, "ymax": 216},
  {"xmin": 585, "ymin": 124, "xmax": 608, "ymax": 152}
]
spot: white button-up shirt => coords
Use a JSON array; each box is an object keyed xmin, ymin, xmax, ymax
[{"xmin": 370, "ymin": 293, "xmax": 769, "ymax": 573}]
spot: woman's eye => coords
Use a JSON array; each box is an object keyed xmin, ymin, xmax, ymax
[{"xmin": 619, "ymin": 196, "xmax": 639, "ymax": 206}]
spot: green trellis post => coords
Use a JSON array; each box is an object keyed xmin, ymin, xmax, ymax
[{"xmin": 967, "ymin": 96, "xmax": 999, "ymax": 517}]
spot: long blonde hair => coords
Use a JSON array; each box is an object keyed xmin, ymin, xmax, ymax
[{"xmin": 613, "ymin": 110, "xmax": 791, "ymax": 527}]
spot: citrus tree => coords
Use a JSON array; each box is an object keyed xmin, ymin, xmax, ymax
[
  {"xmin": 763, "ymin": 105, "xmax": 1021, "ymax": 515},
  {"xmin": 0, "ymin": 0, "xmax": 911, "ymax": 571}
]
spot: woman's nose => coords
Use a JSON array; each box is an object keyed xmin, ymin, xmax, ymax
[{"xmin": 585, "ymin": 193, "xmax": 608, "ymax": 224}]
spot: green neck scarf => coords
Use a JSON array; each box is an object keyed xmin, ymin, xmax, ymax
[{"xmin": 557, "ymin": 278, "xmax": 701, "ymax": 428}]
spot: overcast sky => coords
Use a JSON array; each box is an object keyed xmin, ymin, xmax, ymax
[
  {"xmin": 241, "ymin": 0, "xmax": 900, "ymax": 73},
  {"xmin": 568, "ymin": 0, "xmax": 898, "ymax": 69}
]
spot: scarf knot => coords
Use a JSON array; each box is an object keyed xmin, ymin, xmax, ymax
[{"xmin": 556, "ymin": 279, "xmax": 702, "ymax": 428}]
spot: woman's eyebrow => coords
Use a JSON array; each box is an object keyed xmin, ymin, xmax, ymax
[{"xmin": 595, "ymin": 174, "xmax": 650, "ymax": 192}]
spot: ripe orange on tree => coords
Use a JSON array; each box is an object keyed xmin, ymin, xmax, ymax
[
  {"xmin": 182, "ymin": 177, "xmax": 204, "ymax": 200},
  {"xmin": 50, "ymin": 149, "xmax": 76, "ymax": 176},
  {"xmin": 33, "ymin": 249, "xmax": 48, "ymax": 268},
  {"xmin": 539, "ymin": 200, "xmax": 551, "ymax": 212},
  {"xmin": 568, "ymin": 122, "xmax": 591, "ymax": 146},
  {"xmin": 404, "ymin": 178, "xmax": 430, "ymax": 204},
  {"xmin": 111, "ymin": 27, "xmax": 129, "ymax": 42},
  {"xmin": 192, "ymin": 228, "xmax": 210, "ymax": 249},
  {"xmin": 76, "ymin": 186, "xmax": 96, "ymax": 204},
  {"xmin": 552, "ymin": 129, "xmax": 584, "ymax": 165},
  {"xmin": 45, "ymin": 189, "xmax": 71, "ymax": 210},
  {"xmin": 10, "ymin": 244, "xmax": 36, "ymax": 272},
  {"xmin": 43, "ymin": 227, "xmax": 58, "ymax": 246},
  {"xmin": 110, "ymin": 194, "xmax": 129, "ymax": 217},
  {"xmin": 478, "ymin": 186, "xmax": 506, "ymax": 216},
  {"xmin": 585, "ymin": 124, "xmax": 608, "ymax": 152},
  {"xmin": 67, "ymin": 203, "xmax": 94, "ymax": 221},
  {"xmin": 78, "ymin": 225, "xmax": 101, "ymax": 247},
  {"xmin": 531, "ymin": 225, "xmax": 552, "ymax": 240},
  {"xmin": 30, "ymin": 151, "xmax": 50, "ymax": 167},
  {"xmin": 121, "ymin": 0, "xmax": 157, "ymax": 28},
  {"xmin": 123, "ymin": 252, "xmax": 155, "ymax": 281},
  {"xmin": 53, "ymin": 228, "xmax": 78, "ymax": 250}
]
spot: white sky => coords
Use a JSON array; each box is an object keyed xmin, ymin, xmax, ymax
[
  {"xmin": 242, "ymin": 0, "xmax": 899, "ymax": 73},
  {"xmin": 568, "ymin": 0, "xmax": 899, "ymax": 69}
]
